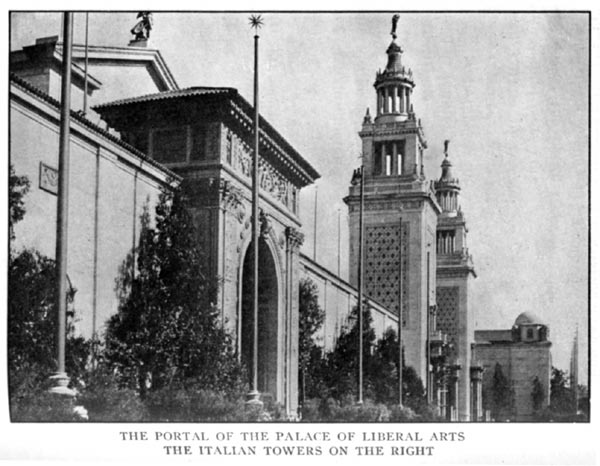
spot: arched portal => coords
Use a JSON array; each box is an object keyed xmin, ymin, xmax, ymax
[{"xmin": 240, "ymin": 238, "xmax": 279, "ymax": 398}]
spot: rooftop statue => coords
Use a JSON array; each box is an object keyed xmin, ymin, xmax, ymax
[
  {"xmin": 391, "ymin": 14, "xmax": 400, "ymax": 39},
  {"xmin": 131, "ymin": 12, "xmax": 153, "ymax": 41}
]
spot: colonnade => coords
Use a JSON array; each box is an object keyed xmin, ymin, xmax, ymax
[
  {"xmin": 437, "ymin": 230, "xmax": 456, "ymax": 255},
  {"xmin": 376, "ymin": 85, "xmax": 411, "ymax": 115},
  {"xmin": 437, "ymin": 190, "xmax": 458, "ymax": 212}
]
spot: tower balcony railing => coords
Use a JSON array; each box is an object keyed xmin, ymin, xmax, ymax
[{"xmin": 375, "ymin": 66, "xmax": 413, "ymax": 82}]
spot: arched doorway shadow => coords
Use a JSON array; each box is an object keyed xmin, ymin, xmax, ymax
[{"xmin": 240, "ymin": 238, "xmax": 279, "ymax": 398}]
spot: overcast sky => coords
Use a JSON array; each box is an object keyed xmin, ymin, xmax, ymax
[{"xmin": 11, "ymin": 11, "xmax": 589, "ymax": 382}]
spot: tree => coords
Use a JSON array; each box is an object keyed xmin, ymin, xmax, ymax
[
  {"xmin": 489, "ymin": 363, "xmax": 514, "ymax": 421},
  {"xmin": 371, "ymin": 328, "xmax": 427, "ymax": 411},
  {"xmin": 103, "ymin": 186, "xmax": 244, "ymax": 398},
  {"xmin": 531, "ymin": 376, "xmax": 545, "ymax": 412},
  {"xmin": 298, "ymin": 278, "xmax": 325, "ymax": 404},
  {"xmin": 321, "ymin": 304, "xmax": 377, "ymax": 401},
  {"xmin": 549, "ymin": 367, "xmax": 575, "ymax": 415},
  {"xmin": 9, "ymin": 164, "xmax": 30, "ymax": 243}
]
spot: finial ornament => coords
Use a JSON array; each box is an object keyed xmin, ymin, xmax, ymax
[
  {"xmin": 444, "ymin": 139, "xmax": 450, "ymax": 157},
  {"xmin": 391, "ymin": 14, "xmax": 400, "ymax": 39},
  {"xmin": 249, "ymin": 14, "xmax": 264, "ymax": 32}
]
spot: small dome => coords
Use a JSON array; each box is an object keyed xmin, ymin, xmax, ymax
[{"xmin": 515, "ymin": 312, "xmax": 544, "ymax": 326}]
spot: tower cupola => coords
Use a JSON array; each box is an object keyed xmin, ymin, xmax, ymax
[
  {"xmin": 374, "ymin": 16, "xmax": 416, "ymax": 124},
  {"xmin": 435, "ymin": 140, "xmax": 461, "ymax": 213}
]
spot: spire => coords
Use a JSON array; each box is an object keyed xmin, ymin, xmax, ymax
[
  {"xmin": 435, "ymin": 140, "xmax": 461, "ymax": 213},
  {"xmin": 373, "ymin": 15, "xmax": 415, "ymax": 123},
  {"xmin": 440, "ymin": 140, "xmax": 454, "ymax": 182},
  {"xmin": 363, "ymin": 107, "xmax": 372, "ymax": 125}
]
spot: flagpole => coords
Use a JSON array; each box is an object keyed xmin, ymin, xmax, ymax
[
  {"xmin": 337, "ymin": 208, "xmax": 341, "ymax": 276},
  {"xmin": 247, "ymin": 15, "xmax": 264, "ymax": 406},
  {"xmin": 357, "ymin": 165, "xmax": 365, "ymax": 404},
  {"xmin": 49, "ymin": 11, "xmax": 74, "ymax": 396},
  {"xmin": 313, "ymin": 186, "xmax": 318, "ymax": 260},
  {"xmin": 83, "ymin": 12, "xmax": 89, "ymax": 114},
  {"xmin": 398, "ymin": 220, "xmax": 403, "ymax": 406}
]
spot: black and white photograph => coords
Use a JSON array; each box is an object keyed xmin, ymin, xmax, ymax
[{"xmin": 3, "ymin": 7, "xmax": 595, "ymax": 464}]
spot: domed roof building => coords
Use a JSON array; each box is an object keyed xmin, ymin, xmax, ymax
[
  {"xmin": 514, "ymin": 311, "xmax": 544, "ymax": 326},
  {"xmin": 473, "ymin": 313, "xmax": 552, "ymax": 421}
]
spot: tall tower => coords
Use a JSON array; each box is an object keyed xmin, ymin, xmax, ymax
[
  {"xmin": 345, "ymin": 19, "xmax": 441, "ymax": 383},
  {"xmin": 434, "ymin": 141, "xmax": 476, "ymax": 420}
]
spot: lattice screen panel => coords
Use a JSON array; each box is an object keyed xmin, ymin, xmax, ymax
[
  {"xmin": 436, "ymin": 286, "xmax": 459, "ymax": 349},
  {"xmin": 364, "ymin": 223, "xmax": 409, "ymax": 325}
]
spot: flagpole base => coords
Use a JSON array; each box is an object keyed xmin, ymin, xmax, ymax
[
  {"xmin": 48, "ymin": 372, "xmax": 76, "ymax": 397},
  {"xmin": 245, "ymin": 390, "xmax": 263, "ymax": 408}
]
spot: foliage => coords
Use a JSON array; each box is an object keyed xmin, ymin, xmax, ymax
[
  {"xmin": 10, "ymin": 389, "xmax": 82, "ymax": 422},
  {"xmin": 299, "ymin": 304, "xmax": 429, "ymax": 421},
  {"xmin": 320, "ymin": 304, "xmax": 378, "ymax": 400},
  {"xmin": 8, "ymin": 168, "xmax": 92, "ymax": 421},
  {"xmin": 531, "ymin": 366, "xmax": 587, "ymax": 421},
  {"xmin": 298, "ymin": 278, "xmax": 325, "ymax": 404},
  {"xmin": 103, "ymin": 186, "xmax": 245, "ymax": 398},
  {"xmin": 78, "ymin": 364, "xmax": 148, "ymax": 422},
  {"xmin": 301, "ymin": 397, "xmax": 390, "ymax": 422},
  {"xmin": 549, "ymin": 367, "xmax": 576, "ymax": 415},
  {"xmin": 488, "ymin": 363, "xmax": 514, "ymax": 421},
  {"xmin": 531, "ymin": 376, "xmax": 545, "ymax": 412},
  {"xmin": 371, "ymin": 328, "xmax": 428, "ymax": 412},
  {"xmin": 9, "ymin": 164, "xmax": 30, "ymax": 243},
  {"xmin": 144, "ymin": 387, "xmax": 286, "ymax": 422},
  {"xmin": 8, "ymin": 249, "xmax": 90, "ymax": 393}
]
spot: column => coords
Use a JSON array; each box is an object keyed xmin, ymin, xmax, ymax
[
  {"xmin": 285, "ymin": 226, "xmax": 305, "ymax": 416},
  {"xmin": 448, "ymin": 364, "xmax": 461, "ymax": 421},
  {"xmin": 385, "ymin": 87, "xmax": 391, "ymax": 113},
  {"xmin": 406, "ymin": 88, "xmax": 411, "ymax": 113},
  {"xmin": 392, "ymin": 142, "xmax": 397, "ymax": 175},
  {"xmin": 470, "ymin": 366, "xmax": 484, "ymax": 422}
]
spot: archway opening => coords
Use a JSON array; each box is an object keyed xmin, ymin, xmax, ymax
[{"xmin": 241, "ymin": 238, "xmax": 279, "ymax": 398}]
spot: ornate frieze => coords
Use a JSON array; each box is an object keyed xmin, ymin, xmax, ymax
[{"xmin": 227, "ymin": 129, "xmax": 294, "ymax": 210}]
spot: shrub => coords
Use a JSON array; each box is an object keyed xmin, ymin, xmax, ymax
[
  {"xmin": 10, "ymin": 390, "xmax": 81, "ymax": 422},
  {"xmin": 78, "ymin": 367, "xmax": 147, "ymax": 422},
  {"xmin": 325, "ymin": 399, "xmax": 391, "ymax": 422},
  {"xmin": 389, "ymin": 404, "xmax": 418, "ymax": 422}
]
